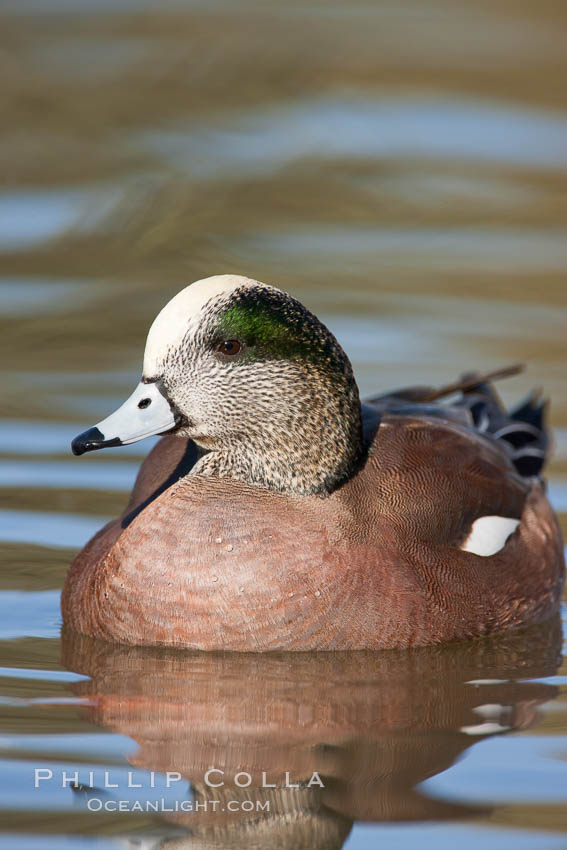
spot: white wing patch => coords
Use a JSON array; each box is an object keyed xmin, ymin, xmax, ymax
[{"xmin": 460, "ymin": 515, "xmax": 520, "ymax": 557}]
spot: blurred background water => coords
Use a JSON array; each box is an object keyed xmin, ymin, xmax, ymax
[{"xmin": 0, "ymin": 1, "xmax": 566, "ymax": 848}]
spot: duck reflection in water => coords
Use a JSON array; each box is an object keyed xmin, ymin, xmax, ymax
[{"xmin": 62, "ymin": 617, "xmax": 562, "ymax": 850}]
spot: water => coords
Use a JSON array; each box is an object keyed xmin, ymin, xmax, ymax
[{"xmin": 1, "ymin": 1, "xmax": 567, "ymax": 847}]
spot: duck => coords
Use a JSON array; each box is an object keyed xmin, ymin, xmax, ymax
[{"xmin": 62, "ymin": 274, "xmax": 565, "ymax": 650}]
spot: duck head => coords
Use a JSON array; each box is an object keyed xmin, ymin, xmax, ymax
[{"xmin": 72, "ymin": 274, "xmax": 363, "ymax": 495}]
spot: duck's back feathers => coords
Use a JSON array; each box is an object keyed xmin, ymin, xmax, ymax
[{"xmin": 365, "ymin": 364, "xmax": 550, "ymax": 480}]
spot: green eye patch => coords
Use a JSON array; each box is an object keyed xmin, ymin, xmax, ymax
[{"xmin": 215, "ymin": 288, "xmax": 339, "ymax": 367}]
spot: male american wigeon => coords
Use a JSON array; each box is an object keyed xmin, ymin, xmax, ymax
[{"xmin": 62, "ymin": 275, "xmax": 565, "ymax": 650}]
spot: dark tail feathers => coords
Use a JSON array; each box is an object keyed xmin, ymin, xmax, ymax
[{"xmin": 457, "ymin": 373, "xmax": 548, "ymax": 478}]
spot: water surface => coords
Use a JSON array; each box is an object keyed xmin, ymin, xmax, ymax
[{"xmin": 1, "ymin": 1, "xmax": 566, "ymax": 848}]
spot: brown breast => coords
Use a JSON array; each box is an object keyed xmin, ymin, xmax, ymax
[{"xmin": 61, "ymin": 416, "xmax": 565, "ymax": 650}]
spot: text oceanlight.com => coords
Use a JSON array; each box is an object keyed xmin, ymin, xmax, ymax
[{"xmin": 85, "ymin": 798, "xmax": 271, "ymax": 813}]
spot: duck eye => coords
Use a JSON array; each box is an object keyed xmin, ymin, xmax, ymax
[
  {"xmin": 217, "ymin": 339, "xmax": 242, "ymax": 356},
  {"xmin": 138, "ymin": 398, "xmax": 152, "ymax": 409}
]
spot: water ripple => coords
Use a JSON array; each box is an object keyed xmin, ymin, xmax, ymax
[
  {"xmin": 0, "ymin": 590, "xmax": 61, "ymax": 640},
  {"xmin": 139, "ymin": 95, "xmax": 567, "ymax": 179},
  {"xmin": 0, "ymin": 510, "xmax": 108, "ymax": 549},
  {"xmin": 0, "ymin": 461, "xmax": 136, "ymax": 492}
]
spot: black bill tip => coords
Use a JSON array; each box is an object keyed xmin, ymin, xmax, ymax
[{"xmin": 71, "ymin": 426, "xmax": 122, "ymax": 456}]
